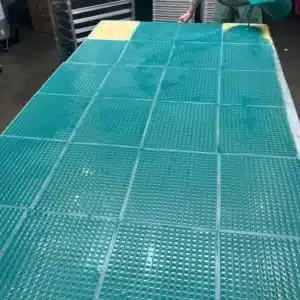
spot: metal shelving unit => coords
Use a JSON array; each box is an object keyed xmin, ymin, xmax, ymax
[
  {"xmin": 48, "ymin": 0, "xmax": 135, "ymax": 60},
  {"xmin": 152, "ymin": 0, "xmax": 216, "ymax": 23},
  {"xmin": 201, "ymin": 0, "xmax": 216, "ymax": 23},
  {"xmin": 153, "ymin": 0, "xmax": 194, "ymax": 22},
  {"xmin": 0, "ymin": 0, "xmax": 10, "ymax": 51}
]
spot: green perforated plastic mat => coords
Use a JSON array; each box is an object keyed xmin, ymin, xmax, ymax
[{"xmin": 1, "ymin": 22, "xmax": 300, "ymax": 299}]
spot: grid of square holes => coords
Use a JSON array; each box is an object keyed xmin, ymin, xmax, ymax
[{"xmin": 0, "ymin": 22, "xmax": 299, "ymax": 300}]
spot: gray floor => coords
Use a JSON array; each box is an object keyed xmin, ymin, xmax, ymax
[
  {"xmin": 268, "ymin": 15, "xmax": 300, "ymax": 112},
  {"xmin": 0, "ymin": 17, "xmax": 299, "ymax": 132},
  {"xmin": 0, "ymin": 30, "xmax": 59, "ymax": 132}
]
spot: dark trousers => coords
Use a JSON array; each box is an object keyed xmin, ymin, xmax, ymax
[{"xmin": 5, "ymin": 1, "xmax": 20, "ymax": 44}]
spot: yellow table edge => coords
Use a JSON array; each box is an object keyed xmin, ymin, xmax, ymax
[
  {"xmin": 88, "ymin": 21, "xmax": 272, "ymax": 43},
  {"xmin": 222, "ymin": 23, "xmax": 272, "ymax": 43},
  {"xmin": 88, "ymin": 20, "xmax": 140, "ymax": 41}
]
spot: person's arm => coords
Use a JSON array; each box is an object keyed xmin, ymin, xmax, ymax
[{"xmin": 179, "ymin": 0, "xmax": 202, "ymax": 22}]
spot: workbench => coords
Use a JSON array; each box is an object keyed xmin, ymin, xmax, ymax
[{"xmin": 0, "ymin": 21, "xmax": 300, "ymax": 299}]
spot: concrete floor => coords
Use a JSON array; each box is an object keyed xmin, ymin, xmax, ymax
[
  {"xmin": 0, "ymin": 30, "xmax": 59, "ymax": 132},
  {"xmin": 0, "ymin": 17, "xmax": 299, "ymax": 132},
  {"xmin": 268, "ymin": 15, "xmax": 300, "ymax": 112}
]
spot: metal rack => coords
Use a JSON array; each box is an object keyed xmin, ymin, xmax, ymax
[
  {"xmin": 152, "ymin": 0, "xmax": 216, "ymax": 23},
  {"xmin": 0, "ymin": 0, "xmax": 10, "ymax": 51},
  {"xmin": 0, "ymin": 0, "xmax": 9, "ymax": 73},
  {"xmin": 48, "ymin": 0, "xmax": 135, "ymax": 60},
  {"xmin": 201, "ymin": 0, "xmax": 216, "ymax": 23},
  {"xmin": 153, "ymin": 0, "xmax": 194, "ymax": 22}
]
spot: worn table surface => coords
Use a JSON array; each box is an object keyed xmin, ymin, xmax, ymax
[{"xmin": 0, "ymin": 21, "xmax": 300, "ymax": 299}]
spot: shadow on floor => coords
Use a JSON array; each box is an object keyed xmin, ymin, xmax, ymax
[
  {"xmin": 0, "ymin": 30, "xmax": 59, "ymax": 132},
  {"xmin": 0, "ymin": 17, "xmax": 299, "ymax": 133}
]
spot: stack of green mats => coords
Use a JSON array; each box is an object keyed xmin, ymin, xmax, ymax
[{"xmin": 0, "ymin": 21, "xmax": 300, "ymax": 299}]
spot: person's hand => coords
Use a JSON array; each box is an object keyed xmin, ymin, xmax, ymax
[{"xmin": 179, "ymin": 9, "xmax": 194, "ymax": 23}]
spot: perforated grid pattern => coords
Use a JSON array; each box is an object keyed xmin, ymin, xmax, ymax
[
  {"xmin": 100, "ymin": 65, "xmax": 163, "ymax": 99},
  {"xmin": 35, "ymin": 145, "xmax": 137, "ymax": 216},
  {"xmin": 118, "ymin": 41, "xmax": 173, "ymax": 66},
  {"xmin": 132, "ymin": 22, "xmax": 179, "ymax": 41},
  {"xmin": 223, "ymin": 25, "xmax": 269, "ymax": 44},
  {"xmin": 69, "ymin": 40, "xmax": 126, "ymax": 64},
  {"xmin": 145, "ymin": 102, "xmax": 217, "ymax": 151},
  {"xmin": 220, "ymin": 106, "xmax": 296, "ymax": 156},
  {"xmin": 0, "ymin": 207, "xmax": 24, "ymax": 249},
  {"xmin": 158, "ymin": 68, "xmax": 218, "ymax": 103},
  {"xmin": 0, "ymin": 137, "xmax": 64, "ymax": 207},
  {"xmin": 221, "ymin": 70, "xmax": 283, "ymax": 106},
  {"xmin": 1, "ymin": 21, "xmax": 300, "ymax": 299},
  {"xmin": 220, "ymin": 233, "xmax": 300, "ymax": 300},
  {"xmin": 221, "ymin": 155, "xmax": 300, "ymax": 235},
  {"xmin": 73, "ymin": 97, "xmax": 151, "ymax": 146},
  {"xmin": 125, "ymin": 150, "xmax": 217, "ymax": 228},
  {"xmin": 177, "ymin": 23, "xmax": 222, "ymax": 42},
  {"xmin": 5, "ymin": 94, "xmax": 91, "ymax": 139},
  {"xmin": 100, "ymin": 223, "xmax": 216, "ymax": 299},
  {"xmin": 222, "ymin": 44, "xmax": 275, "ymax": 70},
  {"xmin": 170, "ymin": 42, "xmax": 221, "ymax": 68},
  {"xmin": 41, "ymin": 63, "xmax": 111, "ymax": 96},
  {"xmin": 0, "ymin": 212, "xmax": 116, "ymax": 299}
]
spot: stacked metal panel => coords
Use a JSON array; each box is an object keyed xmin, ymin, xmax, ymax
[
  {"xmin": 48, "ymin": 0, "xmax": 135, "ymax": 60},
  {"xmin": 153, "ymin": 0, "xmax": 194, "ymax": 22},
  {"xmin": 48, "ymin": 1, "xmax": 76, "ymax": 61},
  {"xmin": 201, "ymin": 0, "xmax": 216, "ymax": 23},
  {"xmin": 0, "ymin": 0, "xmax": 10, "ymax": 44}
]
